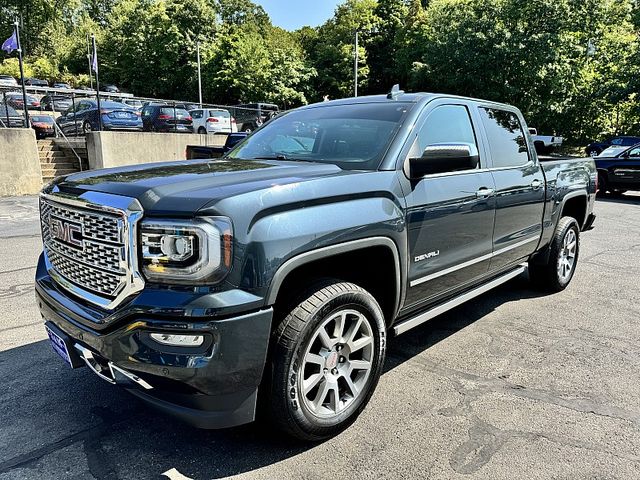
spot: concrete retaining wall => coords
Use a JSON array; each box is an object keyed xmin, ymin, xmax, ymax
[
  {"xmin": 0, "ymin": 128, "xmax": 42, "ymax": 196},
  {"xmin": 86, "ymin": 131, "xmax": 228, "ymax": 170}
]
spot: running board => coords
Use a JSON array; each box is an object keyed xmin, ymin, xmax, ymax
[{"xmin": 393, "ymin": 264, "xmax": 527, "ymax": 335}]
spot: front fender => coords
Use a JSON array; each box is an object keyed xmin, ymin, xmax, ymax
[{"xmin": 239, "ymin": 196, "xmax": 407, "ymax": 310}]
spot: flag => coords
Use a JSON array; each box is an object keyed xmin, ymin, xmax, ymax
[
  {"xmin": 1, "ymin": 30, "xmax": 18, "ymax": 54},
  {"xmin": 91, "ymin": 37, "xmax": 98, "ymax": 73}
]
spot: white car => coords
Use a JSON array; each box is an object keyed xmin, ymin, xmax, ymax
[
  {"xmin": 0, "ymin": 75, "xmax": 18, "ymax": 87},
  {"xmin": 190, "ymin": 108, "xmax": 237, "ymax": 134}
]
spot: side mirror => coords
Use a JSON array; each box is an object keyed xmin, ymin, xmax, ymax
[{"xmin": 409, "ymin": 143, "xmax": 479, "ymax": 178}]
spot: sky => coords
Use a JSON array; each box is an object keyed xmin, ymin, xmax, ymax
[{"xmin": 255, "ymin": 0, "xmax": 343, "ymax": 30}]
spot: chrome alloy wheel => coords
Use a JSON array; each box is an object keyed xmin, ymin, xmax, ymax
[
  {"xmin": 299, "ymin": 309, "xmax": 374, "ymax": 418},
  {"xmin": 557, "ymin": 228, "xmax": 577, "ymax": 282}
]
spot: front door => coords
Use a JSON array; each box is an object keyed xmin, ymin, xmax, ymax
[
  {"xmin": 401, "ymin": 103, "xmax": 496, "ymax": 308},
  {"xmin": 609, "ymin": 145, "xmax": 640, "ymax": 189}
]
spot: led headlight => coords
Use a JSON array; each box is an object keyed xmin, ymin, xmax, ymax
[{"xmin": 140, "ymin": 217, "xmax": 232, "ymax": 284}]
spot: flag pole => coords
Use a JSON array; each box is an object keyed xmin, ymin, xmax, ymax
[
  {"xmin": 86, "ymin": 34, "xmax": 94, "ymax": 90},
  {"xmin": 14, "ymin": 20, "xmax": 29, "ymax": 126},
  {"xmin": 91, "ymin": 34, "xmax": 102, "ymax": 131}
]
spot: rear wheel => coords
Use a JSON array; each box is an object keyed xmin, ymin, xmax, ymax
[
  {"xmin": 597, "ymin": 171, "xmax": 608, "ymax": 196},
  {"xmin": 529, "ymin": 216, "xmax": 580, "ymax": 292},
  {"xmin": 198, "ymin": 126, "xmax": 207, "ymax": 134},
  {"xmin": 266, "ymin": 280, "xmax": 386, "ymax": 441},
  {"xmin": 82, "ymin": 120, "xmax": 92, "ymax": 134}
]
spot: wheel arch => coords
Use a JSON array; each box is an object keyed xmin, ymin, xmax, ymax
[
  {"xmin": 559, "ymin": 192, "xmax": 588, "ymax": 228},
  {"xmin": 266, "ymin": 237, "xmax": 402, "ymax": 326}
]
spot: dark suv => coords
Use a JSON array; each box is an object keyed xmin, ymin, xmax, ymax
[{"xmin": 141, "ymin": 104, "xmax": 193, "ymax": 133}]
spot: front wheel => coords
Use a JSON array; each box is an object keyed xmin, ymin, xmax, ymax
[
  {"xmin": 529, "ymin": 216, "xmax": 580, "ymax": 292},
  {"xmin": 266, "ymin": 281, "xmax": 386, "ymax": 441}
]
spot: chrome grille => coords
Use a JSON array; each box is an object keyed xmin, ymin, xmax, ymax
[{"xmin": 40, "ymin": 193, "xmax": 144, "ymax": 308}]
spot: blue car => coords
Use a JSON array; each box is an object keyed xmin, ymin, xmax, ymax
[
  {"xmin": 586, "ymin": 135, "xmax": 640, "ymax": 157},
  {"xmin": 56, "ymin": 99, "xmax": 142, "ymax": 135},
  {"xmin": 595, "ymin": 143, "xmax": 640, "ymax": 195}
]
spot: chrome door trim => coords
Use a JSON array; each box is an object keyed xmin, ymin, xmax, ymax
[
  {"xmin": 410, "ymin": 235, "xmax": 539, "ymax": 287},
  {"xmin": 396, "ymin": 264, "xmax": 526, "ymax": 335}
]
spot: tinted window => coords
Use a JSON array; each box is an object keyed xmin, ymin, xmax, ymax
[
  {"xmin": 191, "ymin": 110, "xmax": 203, "ymax": 119},
  {"xmin": 414, "ymin": 104, "xmax": 477, "ymax": 154},
  {"xmin": 31, "ymin": 115, "xmax": 54, "ymax": 123},
  {"xmin": 611, "ymin": 138, "xmax": 623, "ymax": 146},
  {"xmin": 160, "ymin": 107, "xmax": 190, "ymax": 117},
  {"xmin": 209, "ymin": 110, "xmax": 230, "ymax": 118},
  {"xmin": 228, "ymin": 103, "xmax": 411, "ymax": 170},
  {"xmin": 627, "ymin": 146, "xmax": 640, "ymax": 158},
  {"xmin": 621, "ymin": 137, "xmax": 640, "ymax": 146},
  {"xmin": 479, "ymin": 108, "xmax": 529, "ymax": 168}
]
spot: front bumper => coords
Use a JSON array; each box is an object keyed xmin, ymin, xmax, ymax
[{"xmin": 35, "ymin": 261, "xmax": 273, "ymax": 429}]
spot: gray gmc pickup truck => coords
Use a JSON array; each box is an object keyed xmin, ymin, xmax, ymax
[{"xmin": 36, "ymin": 91, "xmax": 596, "ymax": 441}]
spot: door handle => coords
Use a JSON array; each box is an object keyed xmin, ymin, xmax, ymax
[
  {"xmin": 531, "ymin": 179, "xmax": 542, "ymax": 190},
  {"xmin": 476, "ymin": 187, "xmax": 494, "ymax": 198}
]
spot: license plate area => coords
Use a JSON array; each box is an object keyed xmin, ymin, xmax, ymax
[{"xmin": 45, "ymin": 321, "xmax": 85, "ymax": 369}]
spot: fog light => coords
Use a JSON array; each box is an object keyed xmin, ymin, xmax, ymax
[{"xmin": 149, "ymin": 333, "xmax": 204, "ymax": 347}]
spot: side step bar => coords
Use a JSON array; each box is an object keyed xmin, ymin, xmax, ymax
[{"xmin": 393, "ymin": 264, "xmax": 527, "ymax": 335}]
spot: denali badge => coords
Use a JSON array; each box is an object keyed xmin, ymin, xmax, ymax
[
  {"xmin": 415, "ymin": 250, "xmax": 440, "ymax": 263},
  {"xmin": 49, "ymin": 217, "xmax": 83, "ymax": 248}
]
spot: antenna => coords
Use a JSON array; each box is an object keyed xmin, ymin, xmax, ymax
[{"xmin": 387, "ymin": 84, "xmax": 404, "ymax": 99}]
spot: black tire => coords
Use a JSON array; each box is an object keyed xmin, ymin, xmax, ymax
[
  {"xmin": 266, "ymin": 280, "xmax": 386, "ymax": 441},
  {"xmin": 198, "ymin": 126, "xmax": 207, "ymax": 134},
  {"xmin": 82, "ymin": 120, "xmax": 92, "ymax": 134},
  {"xmin": 529, "ymin": 216, "xmax": 580, "ymax": 292},
  {"xmin": 597, "ymin": 171, "xmax": 608, "ymax": 196}
]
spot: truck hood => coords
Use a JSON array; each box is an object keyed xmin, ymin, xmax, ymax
[{"xmin": 52, "ymin": 159, "xmax": 348, "ymax": 215}]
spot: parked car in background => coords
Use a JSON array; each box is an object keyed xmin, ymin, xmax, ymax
[
  {"xmin": 234, "ymin": 102, "xmax": 279, "ymax": 131},
  {"xmin": 5, "ymin": 92, "xmax": 41, "ymax": 110},
  {"xmin": 0, "ymin": 75, "xmax": 18, "ymax": 87},
  {"xmin": 186, "ymin": 132, "xmax": 248, "ymax": 158},
  {"xmin": 528, "ymin": 128, "xmax": 563, "ymax": 154},
  {"xmin": 585, "ymin": 135, "xmax": 640, "ymax": 157},
  {"xmin": 190, "ymin": 108, "xmax": 235, "ymax": 134},
  {"xmin": 24, "ymin": 77, "xmax": 49, "ymax": 87},
  {"xmin": 594, "ymin": 142, "xmax": 640, "ymax": 195},
  {"xmin": 52, "ymin": 82, "xmax": 71, "ymax": 89},
  {"xmin": 40, "ymin": 94, "xmax": 73, "ymax": 112},
  {"xmin": 0, "ymin": 105, "xmax": 25, "ymax": 127},
  {"xmin": 30, "ymin": 114, "xmax": 56, "ymax": 139},
  {"xmin": 56, "ymin": 99, "xmax": 142, "ymax": 135},
  {"xmin": 101, "ymin": 84, "xmax": 120, "ymax": 93},
  {"xmin": 141, "ymin": 104, "xmax": 193, "ymax": 133}
]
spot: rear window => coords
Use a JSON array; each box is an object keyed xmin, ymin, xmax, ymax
[
  {"xmin": 160, "ymin": 107, "xmax": 190, "ymax": 117},
  {"xmin": 479, "ymin": 108, "xmax": 529, "ymax": 168},
  {"xmin": 209, "ymin": 110, "xmax": 230, "ymax": 118}
]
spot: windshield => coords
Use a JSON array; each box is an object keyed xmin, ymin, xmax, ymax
[
  {"xmin": 31, "ymin": 116, "xmax": 54, "ymax": 123},
  {"xmin": 227, "ymin": 102, "xmax": 411, "ymax": 170},
  {"xmin": 597, "ymin": 146, "xmax": 627, "ymax": 157}
]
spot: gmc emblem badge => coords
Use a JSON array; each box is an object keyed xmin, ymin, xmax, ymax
[{"xmin": 49, "ymin": 217, "xmax": 83, "ymax": 249}]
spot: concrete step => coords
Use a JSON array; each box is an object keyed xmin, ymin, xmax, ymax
[
  {"xmin": 40, "ymin": 163, "xmax": 80, "ymax": 173},
  {"xmin": 38, "ymin": 150, "xmax": 67, "ymax": 159},
  {"xmin": 40, "ymin": 161, "xmax": 78, "ymax": 170},
  {"xmin": 40, "ymin": 157, "xmax": 79, "ymax": 165}
]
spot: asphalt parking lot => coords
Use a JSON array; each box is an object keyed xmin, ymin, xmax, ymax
[{"xmin": 1, "ymin": 193, "xmax": 639, "ymax": 480}]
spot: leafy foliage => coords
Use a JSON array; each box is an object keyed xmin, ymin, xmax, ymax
[{"xmin": 0, "ymin": 0, "xmax": 639, "ymax": 142}]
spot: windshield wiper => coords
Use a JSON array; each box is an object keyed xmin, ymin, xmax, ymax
[{"xmin": 254, "ymin": 154, "xmax": 289, "ymax": 161}]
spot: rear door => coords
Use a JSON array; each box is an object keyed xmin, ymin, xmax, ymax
[
  {"xmin": 401, "ymin": 101, "xmax": 497, "ymax": 307},
  {"xmin": 476, "ymin": 106, "xmax": 544, "ymax": 272}
]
